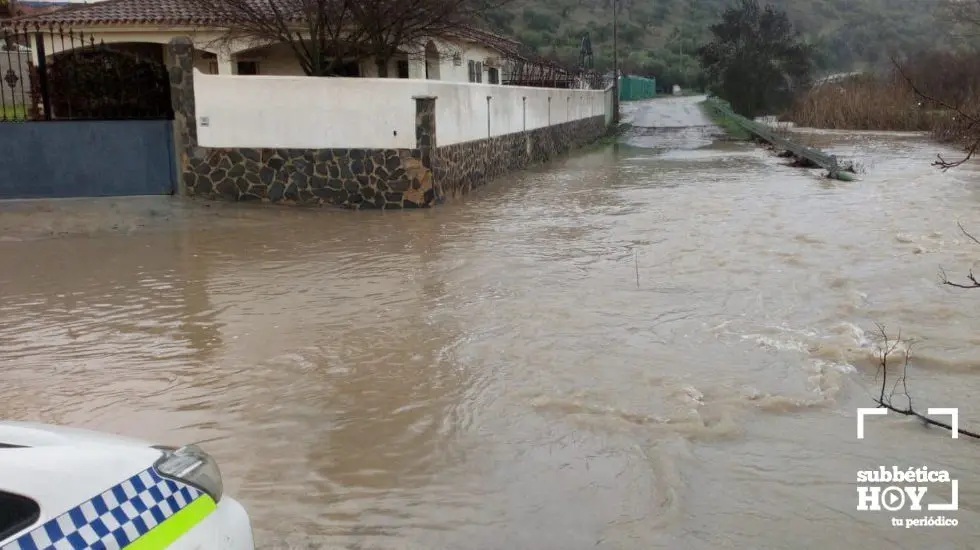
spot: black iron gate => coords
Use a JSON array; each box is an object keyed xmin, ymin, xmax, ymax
[
  {"xmin": 0, "ymin": 24, "xmax": 176, "ymax": 198},
  {"xmin": 2, "ymin": 24, "xmax": 172, "ymax": 121}
]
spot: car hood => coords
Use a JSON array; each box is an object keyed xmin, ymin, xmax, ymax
[
  {"xmin": 0, "ymin": 420, "xmax": 153, "ymax": 448},
  {"xmin": 0, "ymin": 422, "xmax": 165, "ymax": 537}
]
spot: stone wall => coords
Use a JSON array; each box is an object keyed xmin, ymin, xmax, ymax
[
  {"xmin": 166, "ymin": 37, "xmax": 609, "ymax": 210},
  {"xmin": 181, "ymin": 147, "xmax": 436, "ymax": 208},
  {"xmin": 433, "ymin": 115, "xmax": 607, "ymax": 200}
]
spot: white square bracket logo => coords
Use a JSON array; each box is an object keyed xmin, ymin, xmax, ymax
[{"xmin": 857, "ymin": 407, "xmax": 959, "ymax": 439}]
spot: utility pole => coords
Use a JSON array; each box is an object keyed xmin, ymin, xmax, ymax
[{"xmin": 612, "ymin": 0, "xmax": 620, "ymax": 123}]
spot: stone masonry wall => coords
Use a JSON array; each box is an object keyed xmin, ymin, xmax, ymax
[
  {"xmin": 182, "ymin": 147, "xmax": 434, "ymax": 208},
  {"xmin": 167, "ymin": 38, "xmax": 435, "ymax": 209},
  {"xmin": 166, "ymin": 37, "xmax": 609, "ymax": 210},
  {"xmin": 433, "ymin": 115, "xmax": 607, "ymax": 200}
]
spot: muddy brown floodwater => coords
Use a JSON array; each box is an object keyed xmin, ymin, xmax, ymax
[{"xmin": 3, "ymin": 97, "xmax": 980, "ymax": 549}]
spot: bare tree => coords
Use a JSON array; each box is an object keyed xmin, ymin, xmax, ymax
[
  {"xmin": 938, "ymin": 222, "xmax": 980, "ymax": 289},
  {"xmin": 186, "ymin": 0, "xmax": 511, "ymax": 77},
  {"xmin": 870, "ymin": 324, "xmax": 980, "ymax": 439},
  {"xmin": 893, "ymin": 59, "xmax": 980, "ymax": 171},
  {"xmin": 185, "ymin": 0, "xmax": 367, "ymax": 76},
  {"xmin": 351, "ymin": 0, "xmax": 506, "ymax": 77},
  {"xmin": 884, "ymin": 0, "xmax": 980, "ymax": 170}
]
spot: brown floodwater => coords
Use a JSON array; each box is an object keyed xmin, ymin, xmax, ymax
[{"xmin": 2, "ymin": 98, "xmax": 980, "ymax": 549}]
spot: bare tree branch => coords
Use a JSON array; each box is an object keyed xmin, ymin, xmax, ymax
[
  {"xmin": 957, "ymin": 221, "xmax": 980, "ymax": 246},
  {"xmin": 184, "ymin": 0, "xmax": 513, "ymax": 77},
  {"xmin": 891, "ymin": 55, "xmax": 980, "ymax": 171},
  {"xmin": 938, "ymin": 222, "xmax": 980, "ymax": 289},
  {"xmin": 871, "ymin": 324, "xmax": 980, "ymax": 439}
]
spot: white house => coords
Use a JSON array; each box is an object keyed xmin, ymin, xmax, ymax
[{"xmin": 7, "ymin": 0, "xmax": 521, "ymax": 84}]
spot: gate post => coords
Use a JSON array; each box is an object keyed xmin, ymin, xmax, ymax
[
  {"xmin": 166, "ymin": 37, "xmax": 197, "ymax": 196},
  {"xmin": 413, "ymin": 95, "xmax": 438, "ymax": 204},
  {"xmin": 414, "ymin": 95, "xmax": 437, "ymax": 150},
  {"xmin": 33, "ymin": 32, "xmax": 52, "ymax": 120}
]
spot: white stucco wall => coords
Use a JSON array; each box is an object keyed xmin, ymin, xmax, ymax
[
  {"xmin": 193, "ymin": 71, "xmax": 611, "ymax": 149},
  {"xmin": 605, "ymin": 86, "xmax": 615, "ymax": 126}
]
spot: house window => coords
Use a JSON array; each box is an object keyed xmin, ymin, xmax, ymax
[
  {"xmin": 396, "ymin": 59, "xmax": 409, "ymax": 78},
  {"xmin": 468, "ymin": 60, "xmax": 483, "ymax": 83},
  {"xmin": 237, "ymin": 61, "xmax": 259, "ymax": 75},
  {"xmin": 326, "ymin": 60, "xmax": 361, "ymax": 77},
  {"xmin": 488, "ymin": 67, "xmax": 499, "ymax": 84},
  {"xmin": 207, "ymin": 60, "xmax": 218, "ymax": 74}
]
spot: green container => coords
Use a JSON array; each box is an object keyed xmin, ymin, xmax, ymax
[{"xmin": 618, "ymin": 75, "xmax": 656, "ymax": 101}]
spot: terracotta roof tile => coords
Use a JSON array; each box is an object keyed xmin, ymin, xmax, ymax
[
  {"xmin": 2, "ymin": 0, "xmax": 534, "ymax": 63},
  {"xmin": 6, "ymin": 0, "xmax": 275, "ymax": 27},
  {"xmin": 4, "ymin": 0, "xmax": 525, "ymax": 53}
]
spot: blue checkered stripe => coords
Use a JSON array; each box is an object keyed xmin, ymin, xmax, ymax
[{"xmin": 2, "ymin": 466, "xmax": 203, "ymax": 550}]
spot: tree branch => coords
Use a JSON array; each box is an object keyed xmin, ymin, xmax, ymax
[
  {"xmin": 183, "ymin": 0, "xmax": 513, "ymax": 76},
  {"xmin": 871, "ymin": 324, "xmax": 980, "ymax": 439},
  {"xmin": 891, "ymin": 55, "xmax": 980, "ymax": 171},
  {"xmin": 938, "ymin": 222, "xmax": 980, "ymax": 289}
]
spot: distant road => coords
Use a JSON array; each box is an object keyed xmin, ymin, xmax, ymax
[
  {"xmin": 620, "ymin": 95, "xmax": 713, "ymax": 128},
  {"xmin": 814, "ymin": 72, "xmax": 863, "ymax": 85}
]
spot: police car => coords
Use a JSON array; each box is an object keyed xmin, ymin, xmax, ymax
[{"xmin": 0, "ymin": 421, "xmax": 255, "ymax": 549}]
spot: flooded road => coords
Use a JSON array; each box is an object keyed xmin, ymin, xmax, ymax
[{"xmin": 3, "ymin": 98, "xmax": 980, "ymax": 549}]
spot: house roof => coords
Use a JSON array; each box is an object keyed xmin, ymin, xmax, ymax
[
  {"xmin": 6, "ymin": 0, "xmax": 230, "ymax": 26},
  {"xmin": 4, "ymin": 0, "xmax": 523, "ymax": 54}
]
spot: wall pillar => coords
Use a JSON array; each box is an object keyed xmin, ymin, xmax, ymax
[
  {"xmin": 408, "ymin": 57, "xmax": 426, "ymax": 79},
  {"xmin": 166, "ymin": 36, "xmax": 197, "ymax": 196},
  {"xmin": 215, "ymin": 52, "xmax": 235, "ymax": 74},
  {"xmin": 414, "ymin": 95, "xmax": 436, "ymax": 150},
  {"xmin": 413, "ymin": 95, "xmax": 438, "ymax": 204}
]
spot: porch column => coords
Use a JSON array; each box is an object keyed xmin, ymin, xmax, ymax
[
  {"xmin": 408, "ymin": 57, "xmax": 426, "ymax": 79},
  {"xmin": 167, "ymin": 37, "xmax": 199, "ymax": 196},
  {"xmin": 216, "ymin": 51, "xmax": 235, "ymax": 74},
  {"xmin": 413, "ymin": 95, "xmax": 439, "ymax": 205},
  {"xmin": 414, "ymin": 95, "xmax": 437, "ymax": 150}
]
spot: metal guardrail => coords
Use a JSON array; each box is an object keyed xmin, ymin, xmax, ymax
[{"xmin": 704, "ymin": 97, "xmax": 855, "ymax": 181}]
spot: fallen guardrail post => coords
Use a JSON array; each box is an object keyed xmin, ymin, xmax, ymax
[{"xmin": 701, "ymin": 97, "xmax": 856, "ymax": 181}]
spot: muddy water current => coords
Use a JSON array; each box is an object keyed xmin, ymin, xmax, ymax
[{"xmin": 3, "ymin": 99, "xmax": 980, "ymax": 549}]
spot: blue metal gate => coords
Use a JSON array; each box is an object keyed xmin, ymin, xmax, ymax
[
  {"xmin": 0, "ymin": 24, "xmax": 175, "ymax": 199},
  {"xmin": 0, "ymin": 120, "xmax": 175, "ymax": 198}
]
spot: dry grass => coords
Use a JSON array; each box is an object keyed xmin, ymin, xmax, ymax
[
  {"xmin": 782, "ymin": 51, "xmax": 980, "ymax": 145},
  {"xmin": 782, "ymin": 74, "xmax": 935, "ymax": 131}
]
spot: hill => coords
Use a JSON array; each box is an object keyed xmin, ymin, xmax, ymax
[{"xmin": 484, "ymin": 0, "xmax": 951, "ymax": 90}]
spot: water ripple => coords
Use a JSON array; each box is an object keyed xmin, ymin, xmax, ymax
[{"xmin": 3, "ymin": 128, "xmax": 980, "ymax": 548}]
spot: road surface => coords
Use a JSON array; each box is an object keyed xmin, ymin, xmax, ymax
[{"xmin": 621, "ymin": 94, "xmax": 714, "ymax": 128}]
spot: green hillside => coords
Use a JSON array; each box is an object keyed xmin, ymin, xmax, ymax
[{"xmin": 485, "ymin": 0, "xmax": 950, "ymax": 89}]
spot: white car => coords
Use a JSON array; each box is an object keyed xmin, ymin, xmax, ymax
[{"xmin": 0, "ymin": 421, "xmax": 254, "ymax": 550}]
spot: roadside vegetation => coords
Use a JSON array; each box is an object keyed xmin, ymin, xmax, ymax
[
  {"xmin": 782, "ymin": 73, "xmax": 935, "ymax": 132},
  {"xmin": 781, "ymin": 47, "xmax": 980, "ymax": 168},
  {"xmin": 696, "ymin": 0, "xmax": 813, "ymax": 119},
  {"xmin": 782, "ymin": 51, "xmax": 979, "ymax": 139},
  {"xmin": 691, "ymin": 0, "xmax": 980, "ymax": 168},
  {"xmin": 701, "ymin": 101, "xmax": 751, "ymax": 140},
  {"xmin": 484, "ymin": 0, "xmax": 948, "ymax": 94}
]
